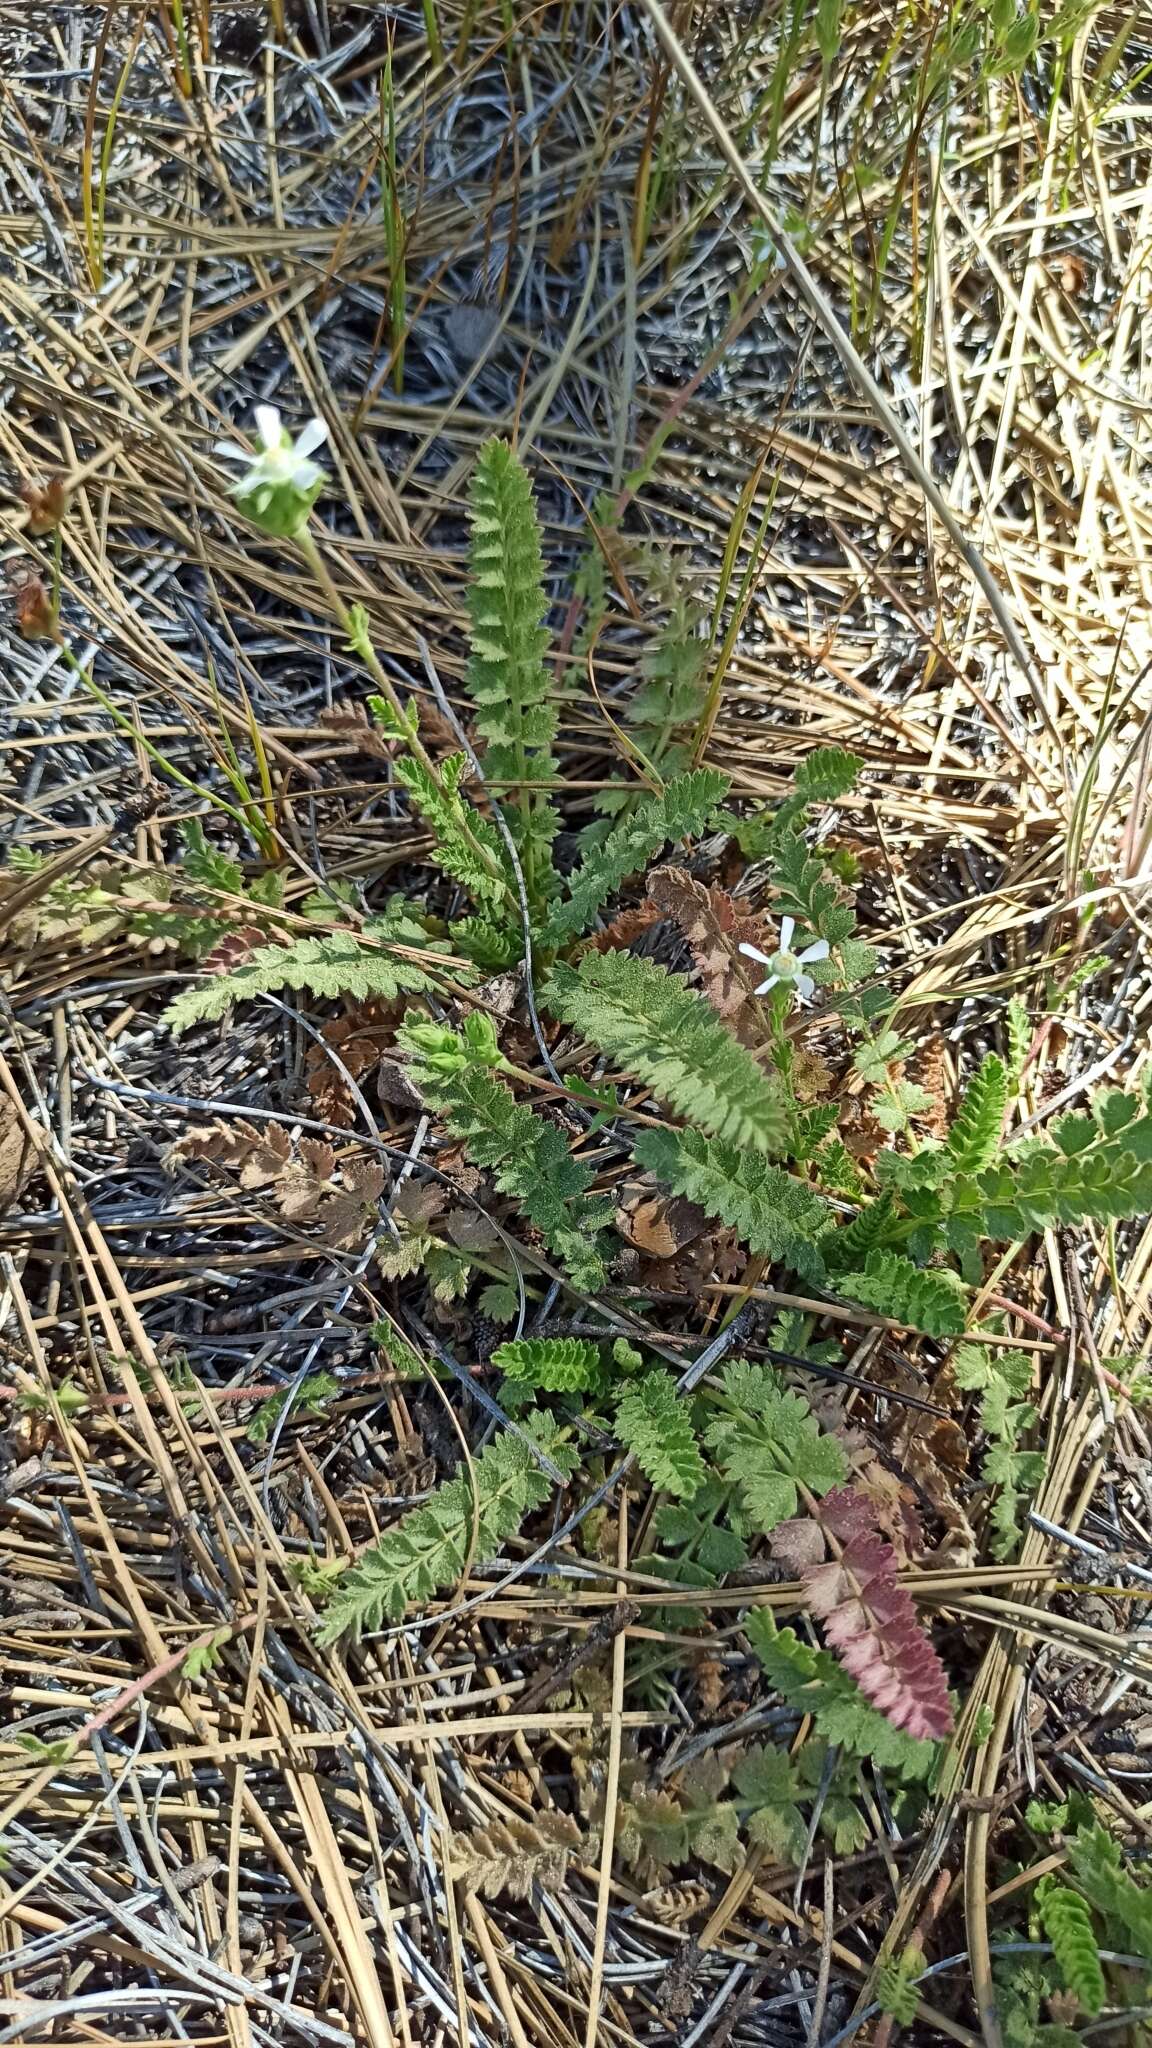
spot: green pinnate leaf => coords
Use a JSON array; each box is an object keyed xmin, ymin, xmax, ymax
[
  {"xmin": 247, "ymin": 1371, "xmax": 340, "ymax": 1444},
  {"xmin": 839, "ymin": 1250, "xmax": 968, "ymax": 1336},
  {"xmin": 492, "ymin": 1337, "xmax": 603, "ymax": 1393},
  {"xmin": 546, "ymin": 952, "xmax": 787, "ymax": 1152},
  {"xmin": 614, "ymin": 1373, "xmax": 707, "ymax": 1497},
  {"xmin": 1067, "ymin": 1822, "xmax": 1152, "ymax": 1961},
  {"xmin": 1036, "ymin": 1881, "xmax": 1104, "ymax": 2016},
  {"xmin": 877, "ymin": 1945, "xmax": 923, "ymax": 2025},
  {"xmin": 163, "ymin": 930, "xmax": 439, "ymax": 1033},
  {"xmin": 318, "ymin": 1416, "xmax": 576, "ymax": 1640},
  {"xmin": 793, "ymin": 747, "xmax": 862, "ymax": 805},
  {"xmin": 464, "ymin": 440, "xmax": 558, "ymax": 901},
  {"xmin": 393, "ymin": 754, "xmax": 510, "ymax": 909},
  {"xmin": 820, "ymin": 1192, "xmax": 903, "ymax": 1275},
  {"xmin": 396, "ymin": 1027, "xmax": 613, "ymax": 1290},
  {"xmin": 184, "ymin": 1626, "xmax": 231, "ymax": 1682},
  {"xmin": 946, "ymin": 1055, "xmax": 1009, "ymax": 1172},
  {"xmin": 543, "ymin": 770, "xmax": 730, "ymax": 944},
  {"xmin": 180, "ymin": 818, "xmax": 243, "ymax": 893},
  {"xmin": 633, "ymin": 1126, "xmax": 829, "ymax": 1280}
]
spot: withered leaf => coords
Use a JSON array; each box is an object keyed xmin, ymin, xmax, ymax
[
  {"xmin": 165, "ymin": 1118, "xmax": 291, "ymax": 1189},
  {"xmin": 392, "ymin": 1178, "xmax": 445, "ymax": 1228},
  {"xmin": 203, "ymin": 927, "xmax": 266, "ymax": 978},
  {"xmin": 649, "ymin": 866, "xmax": 768, "ymax": 1040},
  {"xmin": 445, "ymin": 1206, "xmax": 501, "ymax": 1255},
  {"xmin": 305, "ymin": 998, "xmax": 400, "ymax": 1128},
  {"xmin": 616, "ymin": 1182, "xmax": 708, "ymax": 1259},
  {"xmin": 0, "ymin": 1103, "xmax": 35, "ymax": 1218},
  {"xmin": 640, "ymin": 1882, "xmax": 713, "ymax": 1926},
  {"xmin": 165, "ymin": 1119, "xmax": 381, "ymax": 1250},
  {"xmin": 768, "ymin": 1516, "xmax": 828, "ymax": 1573},
  {"xmin": 576, "ymin": 899, "xmax": 662, "ymax": 956},
  {"xmin": 449, "ymin": 1809, "xmax": 582, "ymax": 1900}
]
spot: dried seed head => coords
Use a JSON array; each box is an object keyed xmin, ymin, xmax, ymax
[
  {"xmin": 13, "ymin": 572, "xmax": 60, "ymax": 642},
  {"xmin": 19, "ymin": 476, "xmax": 68, "ymax": 536}
]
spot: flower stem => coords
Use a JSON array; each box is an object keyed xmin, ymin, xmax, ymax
[
  {"xmin": 56, "ymin": 644, "xmax": 257, "ymax": 837},
  {"xmin": 294, "ymin": 524, "xmax": 510, "ymax": 902}
]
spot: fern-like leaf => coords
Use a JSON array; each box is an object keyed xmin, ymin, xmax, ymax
[
  {"xmin": 876, "ymin": 1945, "xmax": 924, "ymax": 2026},
  {"xmin": 543, "ymin": 770, "xmax": 730, "ymax": 945},
  {"xmin": 730, "ymin": 1744, "xmax": 809, "ymax": 1865},
  {"xmin": 839, "ymin": 1249, "xmax": 968, "ymax": 1336},
  {"xmin": 820, "ymin": 1193, "xmax": 904, "ymax": 1275},
  {"xmin": 704, "ymin": 1361, "xmax": 847, "ymax": 1531},
  {"xmin": 1036, "ymin": 1881, "xmax": 1105, "ymax": 2017},
  {"xmin": 977, "ymin": 1128, "xmax": 1152, "ymax": 1236},
  {"xmin": 800, "ymin": 1488, "xmax": 953, "ymax": 1740},
  {"xmin": 451, "ymin": 1810, "xmax": 582, "ymax": 1900},
  {"xmin": 465, "ymin": 440, "xmax": 558, "ymax": 903},
  {"xmin": 1067, "ymin": 1822, "xmax": 1152, "ymax": 1962},
  {"xmin": 318, "ymin": 1416, "xmax": 576, "ymax": 1640},
  {"xmin": 393, "ymin": 753, "xmax": 510, "ymax": 909},
  {"xmin": 492, "ymin": 1337, "xmax": 603, "ymax": 1392},
  {"xmin": 546, "ymin": 951, "xmax": 787, "ymax": 1152},
  {"xmin": 792, "ymin": 746, "xmax": 863, "ymax": 806},
  {"xmin": 745, "ymin": 1611, "xmax": 939, "ymax": 1779},
  {"xmin": 634, "ymin": 1126, "xmax": 829, "ymax": 1280},
  {"xmin": 399, "ymin": 1018, "xmax": 612, "ymax": 1288},
  {"xmin": 946, "ymin": 1054, "xmax": 1008, "ymax": 1172},
  {"xmin": 614, "ymin": 1373, "xmax": 707, "ymax": 1497},
  {"xmin": 164, "ymin": 931, "xmax": 438, "ymax": 1033}
]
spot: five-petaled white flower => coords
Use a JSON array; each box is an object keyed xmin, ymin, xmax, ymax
[
  {"xmin": 216, "ymin": 406, "xmax": 329, "ymax": 536},
  {"xmin": 739, "ymin": 918, "xmax": 830, "ymax": 1003}
]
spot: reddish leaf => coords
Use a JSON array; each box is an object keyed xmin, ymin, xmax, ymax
[
  {"xmin": 801, "ymin": 1486, "xmax": 953, "ymax": 1741},
  {"xmin": 768, "ymin": 1516, "xmax": 827, "ymax": 1573},
  {"xmin": 203, "ymin": 926, "xmax": 265, "ymax": 978}
]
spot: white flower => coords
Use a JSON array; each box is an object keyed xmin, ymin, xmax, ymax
[
  {"xmin": 216, "ymin": 407, "xmax": 329, "ymax": 536},
  {"xmin": 739, "ymin": 918, "xmax": 830, "ymax": 1003}
]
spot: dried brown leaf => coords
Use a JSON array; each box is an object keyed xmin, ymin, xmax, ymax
[
  {"xmin": 165, "ymin": 1119, "xmax": 380, "ymax": 1248},
  {"xmin": 165, "ymin": 1118, "xmax": 291, "ymax": 1189},
  {"xmin": 0, "ymin": 1103, "xmax": 35, "ymax": 1218},
  {"xmin": 615, "ymin": 1183, "xmax": 707, "ymax": 1259},
  {"xmin": 305, "ymin": 999, "xmax": 400, "ymax": 1128},
  {"xmin": 575, "ymin": 900, "xmax": 662, "ymax": 956},
  {"xmin": 444, "ymin": 1206, "xmax": 500, "ymax": 1255},
  {"xmin": 648, "ymin": 866, "xmax": 767, "ymax": 1039},
  {"xmin": 450, "ymin": 1810, "xmax": 582, "ymax": 1899},
  {"xmin": 202, "ymin": 926, "xmax": 266, "ymax": 978},
  {"xmin": 768, "ymin": 1516, "xmax": 827, "ymax": 1573},
  {"xmin": 641, "ymin": 1882, "xmax": 712, "ymax": 1926},
  {"xmin": 298, "ymin": 1138, "xmax": 335, "ymax": 1183},
  {"xmin": 393, "ymin": 1179, "xmax": 445, "ymax": 1228},
  {"xmin": 317, "ymin": 701, "xmax": 395, "ymax": 761}
]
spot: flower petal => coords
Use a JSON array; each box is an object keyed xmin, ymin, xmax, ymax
[
  {"xmin": 738, "ymin": 942, "xmax": 772, "ymax": 968},
  {"xmin": 295, "ymin": 416, "xmax": 329, "ymax": 456},
  {"xmin": 215, "ymin": 439, "xmax": 251, "ymax": 463},
  {"xmin": 753, "ymin": 972, "xmax": 780, "ymax": 996},
  {"xmin": 778, "ymin": 915, "xmax": 795, "ymax": 952},
  {"xmin": 794, "ymin": 974, "xmax": 815, "ymax": 1002},
  {"xmin": 255, "ymin": 404, "xmax": 283, "ymax": 451},
  {"xmin": 798, "ymin": 939, "xmax": 830, "ymax": 965}
]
